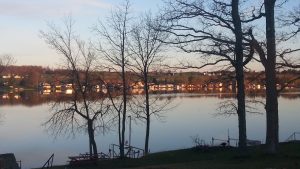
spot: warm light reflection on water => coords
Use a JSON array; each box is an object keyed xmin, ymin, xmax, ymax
[{"xmin": 0, "ymin": 93, "xmax": 300, "ymax": 169}]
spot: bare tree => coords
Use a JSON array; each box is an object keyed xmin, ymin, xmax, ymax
[
  {"xmin": 276, "ymin": 4, "xmax": 300, "ymax": 88},
  {"xmin": 94, "ymin": 0, "xmax": 131, "ymax": 158},
  {"xmin": 128, "ymin": 13, "xmax": 169, "ymax": 155},
  {"xmin": 40, "ymin": 17, "xmax": 112, "ymax": 158},
  {"xmin": 249, "ymin": 1, "xmax": 300, "ymax": 154},
  {"xmin": 0, "ymin": 55, "xmax": 15, "ymax": 75},
  {"xmin": 279, "ymin": 4, "xmax": 300, "ymax": 40},
  {"xmin": 160, "ymin": 0, "xmax": 256, "ymax": 149}
]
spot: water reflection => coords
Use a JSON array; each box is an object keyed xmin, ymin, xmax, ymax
[
  {"xmin": 1, "ymin": 90, "xmax": 300, "ymax": 106},
  {"xmin": 0, "ymin": 92, "xmax": 300, "ymax": 169}
]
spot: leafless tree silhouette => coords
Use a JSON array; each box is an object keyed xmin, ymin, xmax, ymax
[
  {"xmin": 160, "ymin": 0, "xmax": 259, "ymax": 149},
  {"xmin": 41, "ymin": 17, "xmax": 113, "ymax": 158},
  {"xmin": 249, "ymin": 1, "xmax": 300, "ymax": 153},
  {"xmin": 94, "ymin": 0, "xmax": 131, "ymax": 158},
  {"xmin": 128, "ymin": 12, "xmax": 170, "ymax": 155}
]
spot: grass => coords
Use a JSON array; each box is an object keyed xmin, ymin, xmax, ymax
[{"xmin": 51, "ymin": 142, "xmax": 300, "ymax": 169}]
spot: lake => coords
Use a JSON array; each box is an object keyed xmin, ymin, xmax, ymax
[{"xmin": 0, "ymin": 92, "xmax": 300, "ymax": 169}]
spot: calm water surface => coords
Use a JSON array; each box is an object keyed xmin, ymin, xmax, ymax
[{"xmin": 0, "ymin": 93, "xmax": 300, "ymax": 169}]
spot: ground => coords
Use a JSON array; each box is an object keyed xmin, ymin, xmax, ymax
[{"xmin": 50, "ymin": 142, "xmax": 300, "ymax": 169}]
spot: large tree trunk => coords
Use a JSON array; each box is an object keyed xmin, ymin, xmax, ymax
[
  {"xmin": 236, "ymin": 67, "xmax": 247, "ymax": 149},
  {"xmin": 265, "ymin": 65, "xmax": 279, "ymax": 153},
  {"xmin": 232, "ymin": 0, "xmax": 247, "ymax": 149},
  {"xmin": 144, "ymin": 72, "xmax": 150, "ymax": 155},
  {"xmin": 264, "ymin": 0, "xmax": 279, "ymax": 154}
]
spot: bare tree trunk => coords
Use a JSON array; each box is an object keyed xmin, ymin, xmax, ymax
[
  {"xmin": 118, "ymin": 111, "xmax": 122, "ymax": 155},
  {"xmin": 88, "ymin": 120, "xmax": 98, "ymax": 158},
  {"xmin": 265, "ymin": 0, "xmax": 279, "ymax": 154},
  {"xmin": 232, "ymin": 0, "xmax": 247, "ymax": 149},
  {"xmin": 144, "ymin": 72, "xmax": 150, "ymax": 155},
  {"xmin": 145, "ymin": 114, "xmax": 150, "ymax": 155},
  {"xmin": 120, "ymin": 52, "xmax": 127, "ymax": 159},
  {"xmin": 232, "ymin": 79, "xmax": 237, "ymax": 93},
  {"xmin": 91, "ymin": 135, "xmax": 98, "ymax": 158},
  {"xmin": 89, "ymin": 139, "xmax": 92, "ymax": 157},
  {"xmin": 236, "ymin": 67, "xmax": 247, "ymax": 149}
]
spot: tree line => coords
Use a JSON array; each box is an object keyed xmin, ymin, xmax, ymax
[{"xmin": 1, "ymin": 65, "xmax": 300, "ymax": 91}]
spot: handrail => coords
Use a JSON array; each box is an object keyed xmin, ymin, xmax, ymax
[
  {"xmin": 110, "ymin": 144, "xmax": 144, "ymax": 158},
  {"xmin": 78, "ymin": 152, "xmax": 110, "ymax": 159},
  {"xmin": 285, "ymin": 132, "xmax": 300, "ymax": 142},
  {"xmin": 41, "ymin": 154, "xmax": 54, "ymax": 169},
  {"xmin": 212, "ymin": 137, "xmax": 261, "ymax": 147}
]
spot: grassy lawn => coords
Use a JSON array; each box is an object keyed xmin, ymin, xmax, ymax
[{"xmin": 51, "ymin": 142, "xmax": 300, "ymax": 169}]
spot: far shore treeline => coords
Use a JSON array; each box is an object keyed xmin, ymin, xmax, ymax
[{"xmin": 1, "ymin": 65, "xmax": 300, "ymax": 90}]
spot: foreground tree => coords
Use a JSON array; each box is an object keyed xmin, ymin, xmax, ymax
[
  {"xmin": 95, "ymin": 0, "xmax": 131, "ymax": 158},
  {"xmin": 250, "ymin": 1, "xmax": 300, "ymax": 153},
  {"xmin": 41, "ymin": 18, "xmax": 111, "ymax": 158},
  {"xmin": 129, "ymin": 13, "xmax": 169, "ymax": 154},
  {"xmin": 263, "ymin": 0, "xmax": 279, "ymax": 153},
  {"xmin": 161, "ymin": 0, "xmax": 255, "ymax": 149}
]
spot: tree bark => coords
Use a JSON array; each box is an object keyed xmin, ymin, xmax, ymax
[
  {"xmin": 144, "ymin": 71, "xmax": 150, "ymax": 155},
  {"xmin": 120, "ymin": 60, "xmax": 127, "ymax": 159},
  {"xmin": 264, "ymin": 0, "xmax": 279, "ymax": 153},
  {"xmin": 88, "ymin": 119, "xmax": 98, "ymax": 158},
  {"xmin": 232, "ymin": 0, "xmax": 247, "ymax": 149},
  {"xmin": 236, "ymin": 66, "xmax": 247, "ymax": 149},
  {"xmin": 119, "ymin": 24, "xmax": 127, "ymax": 158}
]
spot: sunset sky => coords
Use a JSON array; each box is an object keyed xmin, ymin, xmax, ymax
[
  {"xmin": 0, "ymin": 0, "xmax": 298, "ymax": 68},
  {"xmin": 0, "ymin": 0, "xmax": 161, "ymax": 67}
]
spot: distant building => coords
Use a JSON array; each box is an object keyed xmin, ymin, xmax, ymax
[{"xmin": 2, "ymin": 75, "xmax": 11, "ymax": 79}]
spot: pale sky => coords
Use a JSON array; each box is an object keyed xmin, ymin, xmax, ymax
[
  {"xmin": 0, "ymin": 0, "xmax": 161, "ymax": 67},
  {"xmin": 0, "ymin": 0, "xmax": 299, "ymax": 69}
]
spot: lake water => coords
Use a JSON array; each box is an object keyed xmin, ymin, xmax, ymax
[{"xmin": 0, "ymin": 92, "xmax": 300, "ymax": 169}]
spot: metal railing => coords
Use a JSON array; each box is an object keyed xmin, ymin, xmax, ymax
[
  {"xmin": 41, "ymin": 154, "xmax": 54, "ymax": 169},
  {"xmin": 110, "ymin": 144, "xmax": 144, "ymax": 159},
  {"xmin": 285, "ymin": 132, "xmax": 300, "ymax": 142},
  {"xmin": 211, "ymin": 137, "xmax": 261, "ymax": 147}
]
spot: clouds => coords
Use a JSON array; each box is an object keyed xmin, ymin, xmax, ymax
[{"xmin": 0, "ymin": 0, "xmax": 111, "ymax": 18}]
